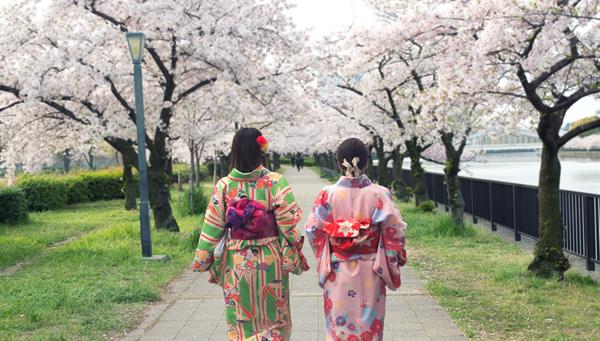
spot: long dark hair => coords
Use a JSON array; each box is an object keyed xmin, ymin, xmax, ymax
[
  {"xmin": 229, "ymin": 127, "xmax": 265, "ymax": 172},
  {"xmin": 336, "ymin": 138, "xmax": 369, "ymax": 174}
]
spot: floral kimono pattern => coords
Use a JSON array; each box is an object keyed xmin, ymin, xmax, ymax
[
  {"xmin": 193, "ymin": 166, "xmax": 306, "ymax": 341},
  {"xmin": 304, "ymin": 175, "xmax": 407, "ymax": 341}
]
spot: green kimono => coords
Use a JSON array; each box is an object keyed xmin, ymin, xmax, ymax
[{"xmin": 192, "ymin": 166, "xmax": 306, "ymax": 341}]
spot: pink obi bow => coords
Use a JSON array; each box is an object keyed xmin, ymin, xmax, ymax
[{"xmin": 323, "ymin": 218, "xmax": 371, "ymax": 238}]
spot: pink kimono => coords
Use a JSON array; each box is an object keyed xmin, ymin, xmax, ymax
[{"xmin": 304, "ymin": 175, "xmax": 407, "ymax": 341}]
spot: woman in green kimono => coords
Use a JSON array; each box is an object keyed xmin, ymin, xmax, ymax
[{"xmin": 192, "ymin": 127, "xmax": 308, "ymax": 341}]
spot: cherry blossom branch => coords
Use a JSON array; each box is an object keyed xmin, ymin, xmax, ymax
[{"xmin": 558, "ymin": 117, "xmax": 600, "ymax": 148}]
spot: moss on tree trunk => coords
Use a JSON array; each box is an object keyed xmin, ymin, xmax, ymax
[
  {"xmin": 528, "ymin": 143, "xmax": 569, "ymax": 278},
  {"xmin": 444, "ymin": 161, "xmax": 464, "ymax": 227},
  {"xmin": 441, "ymin": 131, "xmax": 468, "ymax": 227}
]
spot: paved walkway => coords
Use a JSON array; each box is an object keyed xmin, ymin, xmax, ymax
[{"xmin": 125, "ymin": 167, "xmax": 467, "ymax": 341}]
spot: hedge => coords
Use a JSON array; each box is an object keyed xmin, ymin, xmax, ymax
[
  {"xmin": 0, "ymin": 188, "xmax": 28, "ymax": 223},
  {"xmin": 2, "ymin": 165, "xmax": 200, "ymax": 215},
  {"xmin": 13, "ymin": 169, "xmax": 129, "ymax": 212},
  {"xmin": 17, "ymin": 175, "xmax": 69, "ymax": 211},
  {"xmin": 81, "ymin": 170, "xmax": 126, "ymax": 201}
]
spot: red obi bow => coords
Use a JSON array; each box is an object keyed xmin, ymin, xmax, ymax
[{"xmin": 324, "ymin": 218, "xmax": 371, "ymax": 238}]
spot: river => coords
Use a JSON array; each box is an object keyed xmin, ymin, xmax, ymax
[{"xmin": 402, "ymin": 152, "xmax": 600, "ymax": 195}]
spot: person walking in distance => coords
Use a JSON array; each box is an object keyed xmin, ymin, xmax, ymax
[
  {"xmin": 193, "ymin": 128, "xmax": 309, "ymax": 341},
  {"xmin": 304, "ymin": 138, "xmax": 407, "ymax": 341}
]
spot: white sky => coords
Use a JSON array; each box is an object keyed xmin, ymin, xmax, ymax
[{"xmin": 287, "ymin": 0, "xmax": 378, "ymax": 40}]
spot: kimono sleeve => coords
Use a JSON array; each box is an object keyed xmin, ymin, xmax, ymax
[
  {"xmin": 271, "ymin": 174, "xmax": 305, "ymax": 275},
  {"xmin": 304, "ymin": 187, "xmax": 333, "ymax": 287},
  {"xmin": 192, "ymin": 180, "xmax": 226, "ymax": 273},
  {"xmin": 373, "ymin": 189, "xmax": 407, "ymax": 289},
  {"xmin": 303, "ymin": 188, "xmax": 331, "ymax": 260}
]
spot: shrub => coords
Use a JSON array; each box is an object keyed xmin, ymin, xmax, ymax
[
  {"xmin": 17, "ymin": 176, "xmax": 69, "ymax": 211},
  {"xmin": 176, "ymin": 186, "xmax": 208, "ymax": 216},
  {"xmin": 0, "ymin": 188, "xmax": 28, "ymax": 223},
  {"xmin": 172, "ymin": 164, "xmax": 209, "ymax": 184},
  {"xmin": 433, "ymin": 215, "xmax": 476, "ymax": 237},
  {"xmin": 81, "ymin": 170, "xmax": 124, "ymax": 201},
  {"xmin": 65, "ymin": 177, "xmax": 89, "ymax": 204},
  {"xmin": 13, "ymin": 168, "xmax": 128, "ymax": 211},
  {"xmin": 418, "ymin": 200, "xmax": 436, "ymax": 213},
  {"xmin": 303, "ymin": 157, "xmax": 316, "ymax": 167}
]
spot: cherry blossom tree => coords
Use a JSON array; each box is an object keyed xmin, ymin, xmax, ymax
[
  {"xmin": 456, "ymin": 0, "xmax": 600, "ymax": 277},
  {"xmin": 0, "ymin": 0, "xmax": 310, "ymax": 231},
  {"xmin": 320, "ymin": 9, "xmax": 454, "ymax": 205}
]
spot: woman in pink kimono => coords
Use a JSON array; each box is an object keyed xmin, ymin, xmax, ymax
[{"xmin": 304, "ymin": 138, "xmax": 407, "ymax": 341}]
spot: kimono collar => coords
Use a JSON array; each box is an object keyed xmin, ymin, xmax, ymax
[
  {"xmin": 335, "ymin": 174, "xmax": 373, "ymax": 188},
  {"xmin": 228, "ymin": 166, "xmax": 269, "ymax": 181}
]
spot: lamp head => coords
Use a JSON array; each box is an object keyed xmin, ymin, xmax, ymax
[{"xmin": 126, "ymin": 32, "xmax": 145, "ymax": 63}]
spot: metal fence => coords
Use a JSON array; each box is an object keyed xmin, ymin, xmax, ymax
[{"xmin": 396, "ymin": 169, "xmax": 600, "ymax": 272}]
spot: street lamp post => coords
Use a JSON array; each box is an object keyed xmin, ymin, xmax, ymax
[{"xmin": 126, "ymin": 32, "xmax": 153, "ymax": 258}]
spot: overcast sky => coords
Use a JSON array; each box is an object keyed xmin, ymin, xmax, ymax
[{"xmin": 287, "ymin": 0, "xmax": 378, "ymax": 40}]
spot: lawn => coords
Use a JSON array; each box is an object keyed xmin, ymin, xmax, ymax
[
  {"xmin": 0, "ymin": 186, "xmax": 208, "ymax": 340},
  {"xmin": 399, "ymin": 202, "xmax": 600, "ymax": 340}
]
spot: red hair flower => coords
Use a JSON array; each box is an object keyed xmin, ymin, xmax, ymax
[{"xmin": 256, "ymin": 135, "xmax": 269, "ymax": 152}]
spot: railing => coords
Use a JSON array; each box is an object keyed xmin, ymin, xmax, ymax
[{"xmin": 395, "ymin": 169, "xmax": 599, "ymax": 272}]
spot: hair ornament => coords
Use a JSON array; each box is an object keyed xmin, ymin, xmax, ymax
[
  {"xmin": 256, "ymin": 135, "xmax": 269, "ymax": 153},
  {"xmin": 342, "ymin": 157, "xmax": 361, "ymax": 177}
]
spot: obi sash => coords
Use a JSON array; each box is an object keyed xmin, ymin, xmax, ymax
[
  {"xmin": 323, "ymin": 218, "xmax": 379, "ymax": 256},
  {"xmin": 226, "ymin": 198, "xmax": 278, "ymax": 240}
]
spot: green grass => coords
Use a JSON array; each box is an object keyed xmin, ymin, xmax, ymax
[
  {"xmin": 0, "ymin": 201, "xmax": 132, "ymax": 269},
  {"xmin": 0, "ymin": 187, "xmax": 206, "ymax": 340},
  {"xmin": 400, "ymin": 202, "xmax": 600, "ymax": 340}
]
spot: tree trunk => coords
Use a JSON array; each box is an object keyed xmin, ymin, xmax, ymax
[
  {"xmin": 391, "ymin": 147, "xmax": 409, "ymax": 201},
  {"xmin": 194, "ymin": 142, "xmax": 204, "ymax": 186},
  {"xmin": 166, "ymin": 156, "xmax": 174, "ymax": 194},
  {"xmin": 148, "ymin": 164, "xmax": 179, "ymax": 231},
  {"xmin": 273, "ymin": 152, "xmax": 281, "ymax": 170},
  {"xmin": 406, "ymin": 140, "xmax": 426, "ymax": 206},
  {"xmin": 122, "ymin": 153, "xmax": 137, "ymax": 211},
  {"xmin": 528, "ymin": 115, "xmax": 569, "ymax": 277},
  {"xmin": 373, "ymin": 136, "xmax": 390, "ymax": 187},
  {"xmin": 366, "ymin": 145, "xmax": 376, "ymax": 180},
  {"xmin": 219, "ymin": 153, "xmax": 229, "ymax": 178},
  {"xmin": 189, "ymin": 142, "xmax": 196, "ymax": 187},
  {"xmin": 106, "ymin": 136, "xmax": 179, "ymax": 230},
  {"xmin": 444, "ymin": 157, "xmax": 464, "ymax": 227},
  {"xmin": 87, "ymin": 148, "xmax": 95, "ymax": 170},
  {"xmin": 63, "ymin": 149, "xmax": 71, "ymax": 173},
  {"xmin": 441, "ymin": 132, "xmax": 466, "ymax": 227},
  {"xmin": 149, "ymin": 139, "xmax": 180, "ymax": 232}
]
